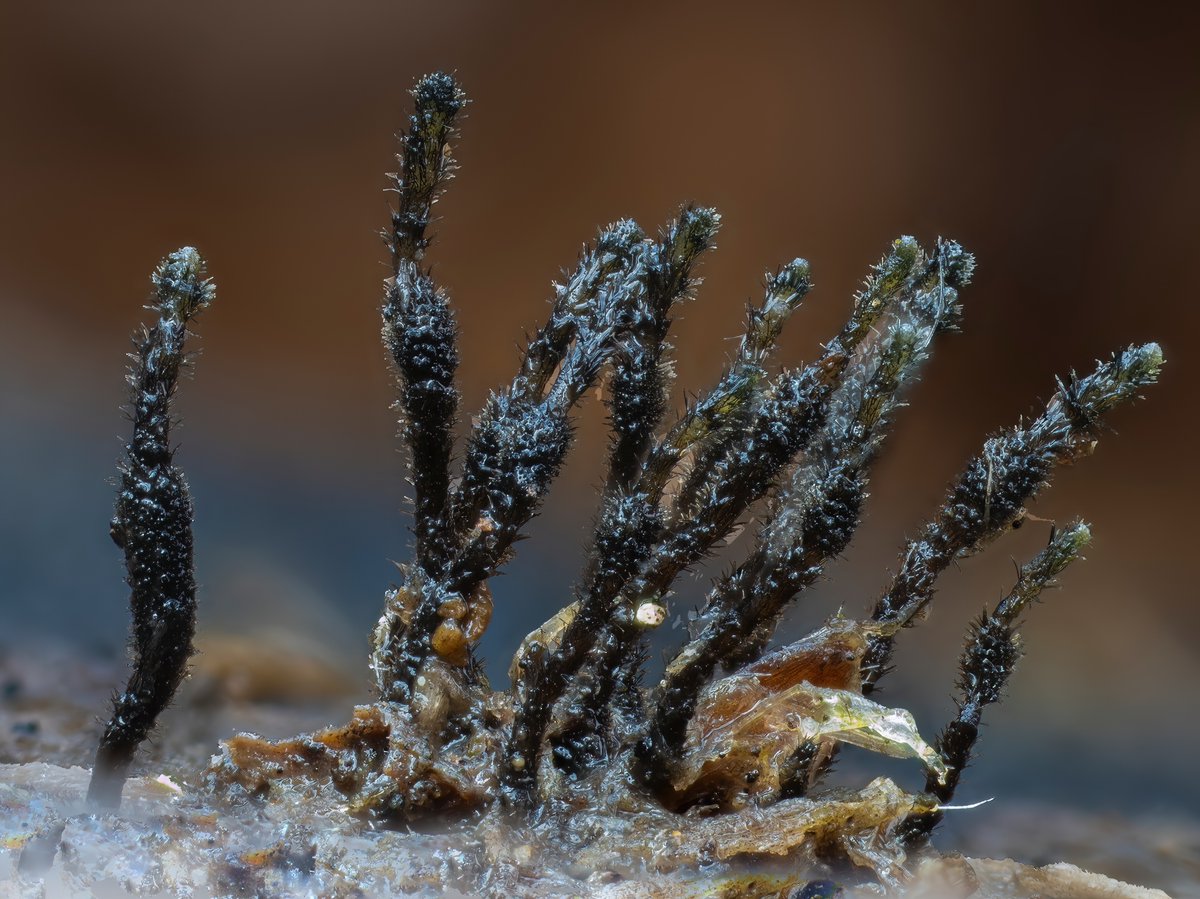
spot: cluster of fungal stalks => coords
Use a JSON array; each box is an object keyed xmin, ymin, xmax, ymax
[{"xmin": 86, "ymin": 73, "xmax": 1161, "ymax": 890}]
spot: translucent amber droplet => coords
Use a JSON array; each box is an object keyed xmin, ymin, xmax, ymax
[{"xmin": 432, "ymin": 619, "xmax": 469, "ymax": 665}]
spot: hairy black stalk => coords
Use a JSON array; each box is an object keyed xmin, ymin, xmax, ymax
[
  {"xmin": 383, "ymin": 73, "xmax": 467, "ymax": 575},
  {"xmin": 896, "ymin": 521, "xmax": 1092, "ymax": 844},
  {"xmin": 88, "ymin": 248, "xmax": 213, "ymax": 809}
]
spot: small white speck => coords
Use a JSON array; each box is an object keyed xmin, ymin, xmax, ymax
[
  {"xmin": 153, "ymin": 774, "xmax": 183, "ymax": 794},
  {"xmin": 635, "ymin": 602, "xmax": 666, "ymax": 628}
]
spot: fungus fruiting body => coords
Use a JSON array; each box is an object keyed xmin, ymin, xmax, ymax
[{"xmin": 54, "ymin": 73, "xmax": 1163, "ymax": 896}]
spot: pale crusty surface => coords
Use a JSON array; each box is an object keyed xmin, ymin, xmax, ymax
[
  {"xmin": 0, "ymin": 763, "xmax": 1183, "ymax": 899},
  {"xmin": 0, "ymin": 647, "xmax": 1191, "ymax": 898}
]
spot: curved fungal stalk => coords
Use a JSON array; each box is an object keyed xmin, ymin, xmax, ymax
[
  {"xmin": 895, "ymin": 520, "xmax": 1094, "ymax": 845},
  {"xmin": 782, "ymin": 346, "xmax": 1161, "ymax": 797},
  {"xmin": 88, "ymin": 248, "xmax": 213, "ymax": 809},
  {"xmin": 861, "ymin": 343, "xmax": 1162, "ymax": 691}
]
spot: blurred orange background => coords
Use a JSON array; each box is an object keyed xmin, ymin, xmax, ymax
[{"xmin": 1, "ymin": 2, "xmax": 1197, "ymax": 828}]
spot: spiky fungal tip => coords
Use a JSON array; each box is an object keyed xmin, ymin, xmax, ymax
[{"xmin": 152, "ymin": 246, "xmax": 214, "ymax": 320}]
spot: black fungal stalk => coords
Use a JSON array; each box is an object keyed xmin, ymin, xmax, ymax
[
  {"xmin": 635, "ymin": 239, "xmax": 971, "ymax": 790},
  {"xmin": 502, "ymin": 208, "xmax": 720, "ymax": 797},
  {"xmin": 606, "ymin": 206, "xmax": 720, "ymax": 492},
  {"xmin": 861, "ymin": 342, "xmax": 1163, "ymax": 693},
  {"xmin": 383, "ymin": 72, "xmax": 466, "ymax": 576},
  {"xmin": 896, "ymin": 520, "xmax": 1093, "ymax": 844},
  {"xmin": 91, "ymin": 73, "xmax": 1165, "ymax": 893},
  {"xmin": 88, "ymin": 248, "xmax": 213, "ymax": 809},
  {"xmin": 783, "ymin": 343, "xmax": 1161, "ymax": 796},
  {"xmin": 375, "ymin": 217, "xmax": 651, "ymax": 701}
]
